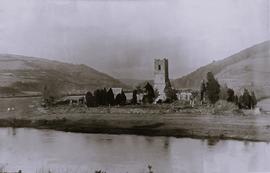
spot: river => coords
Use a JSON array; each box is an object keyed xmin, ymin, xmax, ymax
[{"xmin": 1, "ymin": 128, "xmax": 270, "ymax": 173}]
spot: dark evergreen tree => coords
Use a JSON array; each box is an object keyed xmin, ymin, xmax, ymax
[
  {"xmin": 121, "ymin": 91, "xmax": 127, "ymax": 105},
  {"xmin": 227, "ymin": 88, "xmax": 235, "ymax": 102},
  {"xmin": 144, "ymin": 82, "xmax": 155, "ymax": 104},
  {"xmin": 200, "ymin": 80, "xmax": 206, "ymax": 101},
  {"xmin": 238, "ymin": 95, "xmax": 243, "ymax": 109},
  {"xmin": 115, "ymin": 94, "xmax": 121, "ymax": 105},
  {"xmin": 165, "ymin": 86, "xmax": 177, "ymax": 102},
  {"xmin": 101, "ymin": 88, "xmax": 108, "ymax": 105},
  {"xmin": 242, "ymin": 88, "xmax": 251, "ymax": 109},
  {"xmin": 115, "ymin": 91, "xmax": 126, "ymax": 106},
  {"xmin": 94, "ymin": 89, "xmax": 102, "ymax": 106},
  {"xmin": 206, "ymin": 72, "xmax": 220, "ymax": 104},
  {"xmin": 131, "ymin": 90, "xmax": 138, "ymax": 105},
  {"xmin": 107, "ymin": 88, "xmax": 115, "ymax": 106},
  {"xmin": 234, "ymin": 95, "xmax": 239, "ymax": 106},
  {"xmin": 251, "ymin": 91, "xmax": 257, "ymax": 109},
  {"xmin": 85, "ymin": 91, "xmax": 95, "ymax": 107}
]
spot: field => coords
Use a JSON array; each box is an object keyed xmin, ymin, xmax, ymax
[{"xmin": 1, "ymin": 97, "xmax": 270, "ymax": 141}]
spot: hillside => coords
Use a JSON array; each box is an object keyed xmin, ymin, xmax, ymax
[
  {"xmin": 119, "ymin": 78, "xmax": 153, "ymax": 89},
  {"xmin": 173, "ymin": 41, "xmax": 270, "ymax": 99},
  {"xmin": 0, "ymin": 54, "xmax": 128, "ymax": 97}
]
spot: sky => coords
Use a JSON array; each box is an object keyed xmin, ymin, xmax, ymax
[{"xmin": 0, "ymin": 0, "xmax": 269, "ymax": 79}]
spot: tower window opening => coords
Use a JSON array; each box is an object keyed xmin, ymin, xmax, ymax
[{"xmin": 158, "ymin": 65, "xmax": 161, "ymax": 70}]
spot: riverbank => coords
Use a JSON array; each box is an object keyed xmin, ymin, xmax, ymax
[
  {"xmin": 1, "ymin": 109, "xmax": 270, "ymax": 142},
  {"xmin": 1, "ymin": 97, "xmax": 270, "ymax": 142}
]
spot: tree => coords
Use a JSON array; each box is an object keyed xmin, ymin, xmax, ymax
[
  {"xmin": 251, "ymin": 91, "xmax": 257, "ymax": 109},
  {"xmin": 227, "ymin": 88, "xmax": 235, "ymax": 102},
  {"xmin": 121, "ymin": 91, "xmax": 127, "ymax": 105},
  {"xmin": 200, "ymin": 80, "xmax": 206, "ymax": 101},
  {"xmin": 42, "ymin": 80, "xmax": 62, "ymax": 106},
  {"xmin": 143, "ymin": 82, "xmax": 155, "ymax": 104},
  {"xmin": 165, "ymin": 85, "xmax": 177, "ymax": 102},
  {"xmin": 234, "ymin": 95, "xmax": 239, "ymax": 106},
  {"xmin": 219, "ymin": 84, "xmax": 228, "ymax": 100},
  {"xmin": 241, "ymin": 88, "xmax": 252, "ymax": 109},
  {"xmin": 85, "ymin": 91, "xmax": 95, "ymax": 107},
  {"xmin": 136, "ymin": 85, "xmax": 143, "ymax": 94},
  {"xmin": 206, "ymin": 72, "xmax": 220, "ymax": 104},
  {"xmin": 107, "ymin": 88, "xmax": 115, "ymax": 106},
  {"xmin": 101, "ymin": 88, "xmax": 108, "ymax": 105},
  {"xmin": 115, "ymin": 91, "xmax": 126, "ymax": 106},
  {"xmin": 131, "ymin": 90, "xmax": 138, "ymax": 105},
  {"xmin": 94, "ymin": 89, "xmax": 103, "ymax": 106}
]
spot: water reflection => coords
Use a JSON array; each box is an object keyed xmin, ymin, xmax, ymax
[
  {"xmin": 207, "ymin": 138, "xmax": 220, "ymax": 146},
  {"xmin": 1, "ymin": 128, "xmax": 270, "ymax": 173}
]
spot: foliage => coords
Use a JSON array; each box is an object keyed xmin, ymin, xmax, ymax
[
  {"xmin": 94, "ymin": 89, "xmax": 108, "ymax": 106},
  {"xmin": 131, "ymin": 90, "xmax": 138, "ymax": 104},
  {"xmin": 234, "ymin": 95, "xmax": 239, "ymax": 106},
  {"xmin": 143, "ymin": 82, "xmax": 155, "ymax": 104},
  {"xmin": 107, "ymin": 88, "xmax": 115, "ymax": 106},
  {"xmin": 227, "ymin": 88, "xmax": 235, "ymax": 102},
  {"xmin": 164, "ymin": 85, "xmax": 177, "ymax": 103},
  {"xmin": 115, "ymin": 91, "xmax": 126, "ymax": 106},
  {"xmin": 95, "ymin": 170, "xmax": 106, "ymax": 173},
  {"xmin": 238, "ymin": 89, "xmax": 257, "ymax": 109},
  {"xmin": 148, "ymin": 165, "xmax": 154, "ymax": 173},
  {"xmin": 219, "ymin": 84, "xmax": 228, "ymax": 100},
  {"xmin": 200, "ymin": 80, "xmax": 206, "ymax": 101},
  {"xmin": 42, "ymin": 80, "xmax": 62, "ymax": 106},
  {"xmin": 251, "ymin": 91, "xmax": 257, "ymax": 109},
  {"xmin": 213, "ymin": 100, "xmax": 239, "ymax": 114},
  {"xmin": 206, "ymin": 72, "xmax": 220, "ymax": 104},
  {"xmin": 136, "ymin": 85, "xmax": 144, "ymax": 94},
  {"xmin": 85, "ymin": 91, "xmax": 95, "ymax": 107}
]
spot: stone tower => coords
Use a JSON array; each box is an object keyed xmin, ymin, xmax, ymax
[{"xmin": 154, "ymin": 58, "xmax": 171, "ymax": 101}]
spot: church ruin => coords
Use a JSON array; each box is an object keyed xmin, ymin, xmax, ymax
[{"xmin": 154, "ymin": 58, "xmax": 172, "ymax": 102}]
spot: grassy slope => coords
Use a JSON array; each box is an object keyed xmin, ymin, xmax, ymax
[
  {"xmin": 173, "ymin": 41, "xmax": 270, "ymax": 98},
  {"xmin": 0, "ymin": 54, "xmax": 129, "ymax": 96}
]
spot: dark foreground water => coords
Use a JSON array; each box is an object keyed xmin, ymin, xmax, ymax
[{"xmin": 1, "ymin": 128, "xmax": 270, "ymax": 173}]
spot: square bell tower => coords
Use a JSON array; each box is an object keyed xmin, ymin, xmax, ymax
[{"xmin": 154, "ymin": 58, "xmax": 171, "ymax": 101}]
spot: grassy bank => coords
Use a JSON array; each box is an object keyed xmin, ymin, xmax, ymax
[{"xmin": 0, "ymin": 97, "xmax": 269, "ymax": 141}]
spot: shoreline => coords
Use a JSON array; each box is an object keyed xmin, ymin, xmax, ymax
[{"xmin": 1, "ymin": 112, "xmax": 270, "ymax": 142}]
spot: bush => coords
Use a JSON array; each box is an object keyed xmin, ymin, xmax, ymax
[
  {"xmin": 131, "ymin": 90, "xmax": 138, "ymax": 104},
  {"xmin": 85, "ymin": 91, "xmax": 95, "ymax": 107},
  {"xmin": 213, "ymin": 100, "xmax": 239, "ymax": 114},
  {"xmin": 115, "ymin": 91, "xmax": 126, "ymax": 106},
  {"xmin": 143, "ymin": 82, "xmax": 155, "ymax": 104},
  {"xmin": 227, "ymin": 88, "xmax": 235, "ymax": 102},
  {"xmin": 206, "ymin": 72, "xmax": 220, "ymax": 104},
  {"xmin": 107, "ymin": 88, "xmax": 115, "ymax": 106}
]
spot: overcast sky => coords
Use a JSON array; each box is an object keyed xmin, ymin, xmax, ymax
[{"xmin": 0, "ymin": 0, "xmax": 269, "ymax": 79}]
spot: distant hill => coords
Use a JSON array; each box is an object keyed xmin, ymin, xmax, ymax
[
  {"xmin": 0, "ymin": 54, "xmax": 129, "ymax": 97},
  {"xmin": 119, "ymin": 78, "xmax": 153, "ymax": 89},
  {"xmin": 173, "ymin": 41, "xmax": 270, "ymax": 99}
]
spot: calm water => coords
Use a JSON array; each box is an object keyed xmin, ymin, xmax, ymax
[{"xmin": 1, "ymin": 128, "xmax": 270, "ymax": 173}]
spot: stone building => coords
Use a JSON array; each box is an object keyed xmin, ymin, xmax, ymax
[{"xmin": 154, "ymin": 58, "xmax": 172, "ymax": 102}]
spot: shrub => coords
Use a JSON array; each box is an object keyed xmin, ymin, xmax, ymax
[
  {"xmin": 85, "ymin": 91, "xmax": 95, "ymax": 107},
  {"xmin": 107, "ymin": 88, "xmax": 115, "ymax": 106},
  {"xmin": 206, "ymin": 72, "xmax": 220, "ymax": 104}
]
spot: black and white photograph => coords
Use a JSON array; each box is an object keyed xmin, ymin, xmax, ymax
[{"xmin": 0, "ymin": 0, "xmax": 270, "ymax": 172}]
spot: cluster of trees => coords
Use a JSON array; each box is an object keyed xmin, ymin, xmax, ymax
[
  {"xmin": 142, "ymin": 83, "xmax": 156, "ymax": 104},
  {"xmin": 85, "ymin": 82, "xmax": 177, "ymax": 107},
  {"xmin": 140, "ymin": 82, "xmax": 177, "ymax": 104},
  {"xmin": 85, "ymin": 88, "xmax": 126, "ymax": 107},
  {"xmin": 238, "ymin": 89, "xmax": 257, "ymax": 109},
  {"xmin": 200, "ymin": 72, "xmax": 257, "ymax": 109}
]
